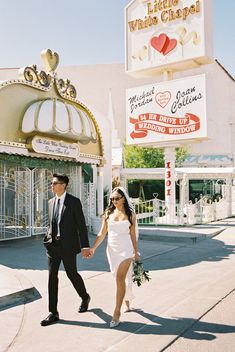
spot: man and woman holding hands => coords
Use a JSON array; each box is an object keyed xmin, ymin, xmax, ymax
[{"xmin": 41, "ymin": 173, "xmax": 140, "ymax": 328}]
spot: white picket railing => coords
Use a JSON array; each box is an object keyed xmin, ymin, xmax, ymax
[{"xmin": 134, "ymin": 196, "xmax": 230, "ymax": 226}]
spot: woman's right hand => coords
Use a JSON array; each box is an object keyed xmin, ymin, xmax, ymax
[
  {"xmin": 134, "ymin": 251, "xmax": 141, "ymax": 262},
  {"xmin": 89, "ymin": 247, "xmax": 95, "ymax": 258}
]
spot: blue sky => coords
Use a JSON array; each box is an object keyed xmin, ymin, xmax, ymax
[{"xmin": 0, "ymin": 0, "xmax": 234, "ymax": 77}]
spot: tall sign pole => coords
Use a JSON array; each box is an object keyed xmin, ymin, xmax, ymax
[
  {"xmin": 164, "ymin": 146, "xmax": 176, "ymax": 222},
  {"xmin": 162, "ymin": 70, "xmax": 176, "ymax": 223}
]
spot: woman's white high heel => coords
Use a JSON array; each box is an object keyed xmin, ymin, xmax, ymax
[{"xmin": 110, "ymin": 320, "xmax": 120, "ymax": 328}]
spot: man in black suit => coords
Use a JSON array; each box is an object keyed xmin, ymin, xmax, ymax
[{"xmin": 41, "ymin": 173, "xmax": 91, "ymax": 326}]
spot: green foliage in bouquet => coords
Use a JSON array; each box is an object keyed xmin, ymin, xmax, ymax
[{"xmin": 132, "ymin": 261, "xmax": 151, "ymax": 287}]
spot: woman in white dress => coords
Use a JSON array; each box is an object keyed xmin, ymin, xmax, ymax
[{"xmin": 90, "ymin": 187, "xmax": 140, "ymax": 328}]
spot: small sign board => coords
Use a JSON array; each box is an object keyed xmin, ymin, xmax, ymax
[
  {"xmin": 126, "ymin": 74, "xmax": 207, "ymax": 146},
  {"xmin": 31, "ymin": 136, "xmax": 80, "ymax": 158}
]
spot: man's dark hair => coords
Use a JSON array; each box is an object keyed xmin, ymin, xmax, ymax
[{"xmin": 53, "ymin": 173, "xmax": 69, "ymax": 187}]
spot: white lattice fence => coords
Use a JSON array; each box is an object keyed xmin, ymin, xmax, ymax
[{"xmin": 81, "ymin": 182, "xmax": 96, "ymax": 229}]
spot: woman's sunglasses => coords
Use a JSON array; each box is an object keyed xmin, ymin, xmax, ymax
[{"xmin": 110, "ymin": 196, "xmax": 123, "ymax": 202}]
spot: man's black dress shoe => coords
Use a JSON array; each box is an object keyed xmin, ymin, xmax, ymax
[
  {"xmin": 41, "ymin": 313, "xmax": 59, "ymax": 326},
  {"xmin": 79, "ymin": 294, "xmax": 91, "ymax": 313}
]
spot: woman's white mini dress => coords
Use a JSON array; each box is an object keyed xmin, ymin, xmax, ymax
[{"xmin": 106, "ymin": 219, "xmax": 134, "ymax": 301}]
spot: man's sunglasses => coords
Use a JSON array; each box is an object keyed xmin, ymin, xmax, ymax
[
  {"xmin": 51, "ymin": 182, "xmax": 64, "ymax": 185},
  {"xmin": 110, "ymin": 196, "xmax": 123, "ymax": 202}
]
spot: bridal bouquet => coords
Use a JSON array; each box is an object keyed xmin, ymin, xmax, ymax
[{"xmin": 132, "ymin": 261, "xmax": 151, "ymax": 287}]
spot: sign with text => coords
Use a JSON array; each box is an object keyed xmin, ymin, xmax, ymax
[
  {"xmin": 31, "ymin": 136, "xmax": 80, "ymax": 158},
  {"xmin": 125, "ymin": 0, "xmax": 213, "ymax": 76},
  {"xmin": 126, "ymin": 74, "xmax": 207, "ymax": 146}
]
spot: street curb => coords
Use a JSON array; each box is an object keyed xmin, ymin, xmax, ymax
[
  {"xmin": 139, "ymin": 226, "xmax": 225, "ymax": 243},
  {"xmin": 0, "ymin": 267, "xmax": 41, "ymax": 311},
  {"xmin": 0, "ymin": 287, "xmax": 40, "ymax": 311}
]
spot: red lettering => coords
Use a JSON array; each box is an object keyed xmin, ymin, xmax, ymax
[
  {"xmin": 166, "ymin": 189, "xmax": 171, "ymax": 196},
  {"xmin": 166, "ymin": 171, "xmax": 171, "ymax": 178},
  {"xmin": 166, "ymin": 180, "xmax": 171, "ymax": 186}
]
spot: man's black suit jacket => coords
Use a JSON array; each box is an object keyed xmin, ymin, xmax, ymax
[{"xmin": 45, "ymin": 193, "xmax": 89, "ymax": 255}]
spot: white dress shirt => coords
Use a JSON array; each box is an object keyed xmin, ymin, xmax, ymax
[{"xmin": 54, "ymin": 191, "xmax": 66, "ymax": 238}]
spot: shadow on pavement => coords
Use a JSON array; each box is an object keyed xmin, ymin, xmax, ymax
[
  {"xmin": 0, "ymin": 235, "xmax": 109, "ymax": 272},
  {"xmin": 133, "ymin": 309, "xmax": 235, "ymax": 339},
  {"xmin": 143, "ymin": 237, "xmax": 235, "ymax": 271},
  {"xmin": 0, "ymin": 234, "xmax": 235, "ymax": 273},
  {"xmin": 57, "ymin": 308, "xmax": 235, "ymax": 341}
]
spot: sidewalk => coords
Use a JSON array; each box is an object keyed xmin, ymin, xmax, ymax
[{"xmin": 0, "ymin": 220, "xmax": 235, "ymax": 351}]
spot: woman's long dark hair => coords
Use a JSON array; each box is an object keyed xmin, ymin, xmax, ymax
[{"xmin": 105, "ymin": 188, "xmax": 133, "ymax": 225}]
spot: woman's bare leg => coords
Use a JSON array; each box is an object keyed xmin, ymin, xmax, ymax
[{"xmin": 112, "ymin": 258, "xmax": 132, "ymax": 321}]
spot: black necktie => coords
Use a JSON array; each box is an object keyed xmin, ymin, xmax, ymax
[{"xmin": 52, "ymin": 198, "xmax": 60, "ymax": 236}]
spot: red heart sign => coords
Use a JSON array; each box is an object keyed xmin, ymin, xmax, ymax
[
  {"xmin": 150, "ymin": 33, "xmax": 168, "ymax": 53},
  {"xmin": 150, "ymin": 33, "xmax": 177, "ymax": 56},
  {"xmin": 164, "ymin": 38, "xmax": 177, "ymax": 55}
]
